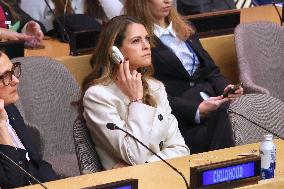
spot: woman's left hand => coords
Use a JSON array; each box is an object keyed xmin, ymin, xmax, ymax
[
  {"xmin": 24, "ymin": 21, "xmax": 44, "ymax": 48},
  {"xmin": 223, "ymin": 84, "xmax": 244, "ymax": 100}
]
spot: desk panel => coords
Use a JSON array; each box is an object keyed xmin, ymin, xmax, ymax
[{"xmin": 18, "ymin": 140, "xmax": 284, "ymax": 189}]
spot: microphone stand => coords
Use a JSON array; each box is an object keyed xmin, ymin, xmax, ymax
[
  {"xmin": 43, "ymin": 0, "xmax": 70, "ymax": 42},
  {"xmin": 0, "ymin": 151, "xmax": 48, "ymax": 189},
  {"xmin": 106, "ymin": 123, "xmax": 189, "ymax": 189}
]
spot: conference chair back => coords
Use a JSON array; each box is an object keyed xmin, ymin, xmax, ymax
[
  {"xmin": 12, "ymin": 56, "xmax": 81, "ymax": 177},
  {"xmin": 235, "ymin": 22, "xmax": 284, "ymax": 102}
]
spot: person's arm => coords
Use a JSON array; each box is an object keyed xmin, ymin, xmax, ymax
[
  {"xmin": 0, "ymin": 99, "xmax": 29, "ymax": 188},
  {"xmin": 168, "ymin": 95, "xmax": 200, "ymax": 124},
  {"xmin": 0, "ymin": 145, "xmax": 30, "ymax": 188},
  {"xmin": 97, "ymin": 0, "xmax": 123, "ymax": 19},
  {"xmin": 146, "ymin": 83, "xmax": 190, "ymax": 162},
  {"xmin": 0, "ymin": 28, "xmax": 33, "ymax": 41}
]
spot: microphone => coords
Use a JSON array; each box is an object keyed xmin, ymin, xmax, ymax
[
  {"xmin": 227, "ymin": 109, "xmax": 284, "ymax": 140},
  {"xmin": 0, "ymin": 151, "xmax": 48, "ymax": 189},
  {"xmin": 106, "ymin": 123, "xmax": 189, "ymax": 189},
  {"xmin": 43, "ymin": 0, "xmax": 70, "ymax": 42}
]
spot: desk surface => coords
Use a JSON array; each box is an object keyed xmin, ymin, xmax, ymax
[
  {"xmin": 19, "ymin": 140, "xmax": 284, "ymax": 189},
  {"xmin": 24, "ymin": 38, "xmax": 70, "ymax": 58}
]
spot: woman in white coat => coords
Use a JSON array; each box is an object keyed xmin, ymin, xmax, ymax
[{"xmin": 80, "ymin": 15, "xmax": 190, "ymax": 170}]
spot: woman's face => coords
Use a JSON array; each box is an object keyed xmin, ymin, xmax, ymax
[
  {"xmin": 0, "ymin": 53, "xmax": 20, "ymax": 106},
  {"xmin": 149, "ymin": 0, "xmax": 172, "ymax": 22},
  {"xmin": 119, "ymin": 23, "xmax": 151, "ymax": 71}
]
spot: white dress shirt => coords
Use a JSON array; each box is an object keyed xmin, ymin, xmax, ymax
[{"xmin": 7, "ymin": 119, "xmax": 30, "ymax": 160}]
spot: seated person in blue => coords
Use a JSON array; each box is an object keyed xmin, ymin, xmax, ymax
[
  {"xmin": 125, "ymin": 0, "xmax": 244, "ymax": 154},
  {"xmin": 80, "ymin": 15, "xmax": 190, "ymax": 170},
  {"xmin": 0, "ymin": 51, "xmax": 57, "ymax": 188}
]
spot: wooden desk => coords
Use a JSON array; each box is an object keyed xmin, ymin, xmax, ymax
[
  {"xmin": 18, "ymin": 140, "xmax": 284, "ymax": 189},
  {"xmin": 24, "ymin": 38, "xmax": 69, "ymax": 58},
  {"xmin": 241, "ymin": 5, "xmax": 282, "ymax": 24}
]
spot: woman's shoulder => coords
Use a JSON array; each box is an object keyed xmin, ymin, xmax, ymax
[
  {"xmin": 84, "ymin": 82, "xmax": 116, "ymax": 99},
  {"xmin": 147, "ymin": 78, "xmax": 166, "ymax": 93}
]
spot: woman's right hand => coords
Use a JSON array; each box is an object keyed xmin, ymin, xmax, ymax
[
  {"xmin": 198, "ymin": 96, "xmax": 228, "ymax": 118},
  {"xmin": 0, "ymin": 99, "xmax": 13, "ymax": 146},
  {"xmin": 115, "ymin": 60, "xmax": 143, "ymax": 102}
]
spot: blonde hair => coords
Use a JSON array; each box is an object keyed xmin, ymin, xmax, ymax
[
  {"xmin": 78, "ymin": 16, "xmax": 157, "ymax": 115},
  {"xmin": 124, "ymin": 0, "xmax": 195, "ymax": 40}
]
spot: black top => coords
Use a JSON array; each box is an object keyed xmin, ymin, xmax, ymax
[{"xmin": 0, "ymin": 104, "xmax": 57, "ymax": 189}]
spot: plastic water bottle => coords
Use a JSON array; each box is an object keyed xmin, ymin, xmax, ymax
[{"xmin": 259, "ymin": 134, "xmax": 276, "ymax": 180}]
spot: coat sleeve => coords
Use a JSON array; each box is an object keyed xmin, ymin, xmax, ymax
[
  {"xmin": 168, "ymin": 95, "xmax": 199, "ymax": 125},
  {"xmin": 0, "ymin": 144, "xmax": 29, "ymax": 188}
]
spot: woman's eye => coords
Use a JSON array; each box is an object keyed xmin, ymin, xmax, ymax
[
  {"xmin": 132, "ymin": 39, "xmax": 140, "ymax": 43},
  {"xmin": 145, "ymin": 36, "xmax": 151, "ymax": 42}
]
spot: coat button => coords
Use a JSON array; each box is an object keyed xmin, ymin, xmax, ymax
[
  {"xmin": 18, "ymin": 161, "xmax": 23, "ymax": 165},
  {"xmin": 189, "ymin": 81, "xmax": 195, "ymax": 87},
  {"xmin": 158, "ymin": 114, "xmax": 163, "ymax": 121},
  {"xmin": 159, "ymin": 141, "xmax": 164, "ymax": 150}
]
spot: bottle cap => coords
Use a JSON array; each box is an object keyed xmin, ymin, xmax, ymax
[{"xmin": 264, "ymin": 134, "xmax": 273, "ymax": 140}]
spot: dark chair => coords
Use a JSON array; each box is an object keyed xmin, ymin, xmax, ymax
[{"xmin": 73, "ymin": 118, "xmax": 103, "ymax": 174}]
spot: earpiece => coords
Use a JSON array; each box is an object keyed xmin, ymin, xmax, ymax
[{"xmin": 111, "ymin": 46, "xmax": 125, "ymax": 64}]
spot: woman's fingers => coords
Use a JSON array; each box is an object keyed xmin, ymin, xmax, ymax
[{"xmin": 123, "ymin": 59, "xmax": 131, "ymax": 80}]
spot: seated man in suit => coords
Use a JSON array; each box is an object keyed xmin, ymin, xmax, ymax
[
  {"xmin": 177, "ymin": 0, "xmax": 236, "ymax": 15},
  {"xmin": 0, "ymin": 51, "xmax": 57, "ymax": 188}
]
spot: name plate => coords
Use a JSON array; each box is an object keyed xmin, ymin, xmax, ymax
[
  {"xmin": 82, "ymin": 179, "xmax": 138, "ymax": 189},
  {"xmin": 190, "ymin": 155, "xmax": 260, "ymax": 189}
]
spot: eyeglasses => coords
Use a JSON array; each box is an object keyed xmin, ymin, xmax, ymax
[{"xmin": 0, "ymin": 62, "xmax": 21, "ymax": 86}]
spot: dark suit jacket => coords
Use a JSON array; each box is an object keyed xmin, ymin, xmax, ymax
[
  {"xmin": 0, "ymin": 0, "xmax": 46, "ymax": 32},
  {"xmin": 0, "ymin": 104, "xmax": 57, "ymax": 189},
  {"xmin": 177, "ymin": 0, "xmax": 236, "ymax": 15},
  {"xmin": 151, "ymin": 34, "xmax": 229, "ymax": 128}
]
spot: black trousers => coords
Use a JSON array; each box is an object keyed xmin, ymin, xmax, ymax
[{"xmin": 180, "ymin": 107, "xmax": 235, "ymax": 154}]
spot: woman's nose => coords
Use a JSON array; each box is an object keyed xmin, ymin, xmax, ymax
[{"xmin": 10, "ymin": 75, "xmax": 19, "ymax": 85}]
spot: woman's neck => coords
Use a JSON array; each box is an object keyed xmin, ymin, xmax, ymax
[{"xmin": 155, "ymin": 18, "xmax": 168, "ymax": 29}]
